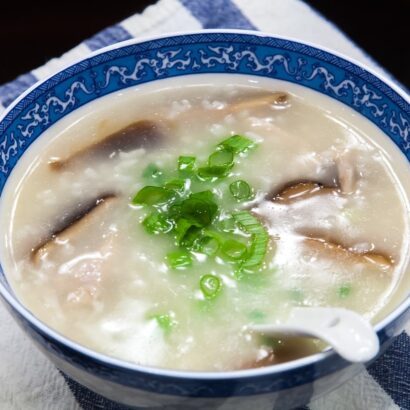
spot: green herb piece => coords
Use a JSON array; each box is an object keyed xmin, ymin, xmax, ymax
[
  {"xmin": 218, "ymin": 217, "xmax": 237, "ymax": 233},
  {"xmin": 149, "ymin": 313, "xmax": 175, "ymax": 332},
  {"xmin": 166, "ymin": 250, "xmax": 193, "ymax": 269},
  {"xmin": 338, "ymin": 283, "xmax": 352, "ymax": 299},
  {"xmin": 174, "ymin": 218, "xmax": 198, "ymax": 244},
  {"xmin": 197, "ymin": 166, "xmax": 229, "ymax": 179},
  {"xmin": 142, "ymin": 163, "xmax": 164, "ymax": 181},
  {"xmin": 249, "ymin": 310, "xmax": 267, "ymax": 323},
  {"xmin": 180, "ymin": 191, "xmax": 218, "ymax": 227},
  {"xmin": 221, "ymin": 239, "xmax": 248, "ymax": 260},
  {"xmin": 165, "ymin": 178, "xmax": 187, "ymax": 194},
  {"xmin": 178, "ymin": 156, "xmax": 196, "ymax": 175},
  {"xmin": 208, "ymin": 148, "xmax": 234, "ymax": 168},
  {"xmin": 180, "ymin": 226, "xmax": 202, "ymax": 249},
  {"xmin": 197, "ymin": 236, "xmax": 220, "ymax": 256},
  {"xmin": 132, "ymin": 186, "xmax": 172, "ymax": 206},
  {"xmin": 168, "ymin": 203, "xmax": 182, "ymax": 219},
  {"xmin": 233, "ymin": 211, "xmax": 269, "ymax": 271},
  {"xmin": 143, "ymin": 212, "xmax": 173, "ymax": 234},
  {"xmin": 229, "ymin": 180, "xmax": 254, "ymax": 201},
  {"xmin": 197, "ymin": 148, "xmax": 234, "ymax": 179},
  {"xmin": 217, "ymin": 135, "xmax": 255, "ymax": 154},
  {"xmin": 200, "ymin": 274, "xmax": 222, "ymax": 299}
]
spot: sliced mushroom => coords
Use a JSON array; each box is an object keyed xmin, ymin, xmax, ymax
[
  {"xmin": 270, "ymin": 181, "xmax": 337, "ymax": 204},
  {"xmin": 303, "ymin": 236, "xmax": 393, "ymax": 272},
  {"xmin": 49, "ymin": 120, "xmax": 167, "ymax": 170},
  {"xmin": 31, "ymin": 193, "xmax": 117, "ymax": 263},
  {"xmin": 230, "ymin": 92, "xmax": 289, "ymax": 112}
]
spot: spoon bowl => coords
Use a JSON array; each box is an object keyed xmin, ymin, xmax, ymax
[{"xmin": 249, "ymin": 307, "xmax": 380, "ymax": 362}]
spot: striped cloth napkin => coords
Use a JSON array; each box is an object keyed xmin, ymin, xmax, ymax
[{"xmin": 0, "ymin": 1, "xmax": 409, "ymax": 409}]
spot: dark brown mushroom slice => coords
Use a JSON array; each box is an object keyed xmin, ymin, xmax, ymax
[
  {"xmin": 270, "ymin": 180, "xmax": 338, "ymax": 204},
  {"xmin": 302, "ymin": 236, "xmax": 393, "ymax": 272},
  {"xmin": 31, "ymin": 193, "xmax": 117, "ymax": 263},
  {"xmin": 49, "ymin": 120, "xmax": 166, "ymax": 170}
]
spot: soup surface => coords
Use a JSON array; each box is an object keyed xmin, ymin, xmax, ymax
[{"xmin": 1, "ymin": 75, "xmax": 409, "ymax": 371}]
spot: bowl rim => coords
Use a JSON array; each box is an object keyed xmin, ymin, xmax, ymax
[{"xmin": 0, "ymin": 29, "xmax": 409, "ymax": 381}]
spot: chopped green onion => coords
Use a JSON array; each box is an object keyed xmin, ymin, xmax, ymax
[
  {"xmin": 229, "ymin": 180, "xmax": 254, "ymax": 201},
  {"xmin": 233, "ymin": 211, "xmax": 269, "ymax": 271},
  {"xmin": 242, "ymin": 233, "xmax": 269, "ymax": 271},
  {"xmin": 221, "ymin": 239, "xmax": 247, "ymax": 260},
  {"xmin": 142, "ymin": 163, "xmax": 163, "ymax": 181},
  {"xmin": 168, "ymin": 203, "xmax": 182, "ymax": 219},
  {"xmin": 143, "ymin": 212, "xmax": 173, "ymax": 234},
  {"xmin": 180, "ymin": 191, "xmax": 218, "ymax": 227},
  {"xmin": 149, "ymin": 313, "xmax": 175, "ymax": 332},
  {"xmin": 200, "ymin": 274, "xmax": 222, "ymax": 299},
  {"xmin": 180, "ymin": 226, "xmax": 202, "ymax": 249},
  {"xmin": 197, "ymin": 236, "xmax": 220, "ymax": 255},
  {"xmin": 165, "ymin": 178, "xmax": 187, "ymax": 194},
  {"xmin": 338, "ymin": 284, "xmax": 352, "ymax": 299},
  {"xmin": 166, "ymin": 250, "xmax": 193, "ymax": 269},
  {"xmin": 208, "ymin": 148, "xmax": 234, "ymax": 168},
  {"xmin": 217, "ymin": 135, "xmax": 255, "ymax": 154},
  {"xmin": 249, "ymin": 310, "xmax": 267, "ymax": 323},
  {"xmin": 197, "ymin": 148, "xmax": 234, "ymax": 179},
  {"xmin": 132, "ymin": 186, "xmax": 172, "ymax": 206},
  {"xmin": 178, "ymin": 156, "xmax": 196, "ymax": 175},
  {"xmin": 197, "ymin": 166, "xmax": 228, "ymax": 179},
  {"xmin": 174, "ymin": 218, "xmax": 198, "ymax": 244},
  {"xmin": 218, "ymin": 217, "xmax": 237, "ymax": 233}
]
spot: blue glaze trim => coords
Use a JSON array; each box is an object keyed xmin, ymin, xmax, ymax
[{"xmin": 180, "ymin": 0, "xmax": 257, "ymax": 30}]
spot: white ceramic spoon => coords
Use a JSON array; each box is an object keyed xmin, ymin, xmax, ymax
[{"xmin": 249, "ymin": 307, "xmax": 379, "ymax": 362}]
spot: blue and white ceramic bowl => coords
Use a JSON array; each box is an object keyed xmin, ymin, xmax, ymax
[{"xmin": 0, "ymin": 31, "xmax": 409, "ymax": 410}]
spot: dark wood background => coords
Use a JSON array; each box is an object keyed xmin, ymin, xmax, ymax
[{"xmin": 0, "ymin": 0, "xmax": 408, "ymax": 88}]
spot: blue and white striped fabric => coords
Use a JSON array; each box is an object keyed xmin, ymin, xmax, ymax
[{"xmin": 0, "ymin": 1, "xmax": 408, "ymax": 409}]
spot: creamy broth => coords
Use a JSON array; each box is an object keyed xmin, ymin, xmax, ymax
[{"xmin": 1, "ymin": 75, "xmax": 409, "ymax": 371}]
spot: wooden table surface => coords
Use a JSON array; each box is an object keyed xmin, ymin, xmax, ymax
[{"xmin": 0, "ymin": 0, "xmax": 408, "ymax": 88}]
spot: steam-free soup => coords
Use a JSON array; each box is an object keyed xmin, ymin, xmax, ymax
[{"xmin": 1, "ymin": 76, "xmax": 409, "ymax": 371}]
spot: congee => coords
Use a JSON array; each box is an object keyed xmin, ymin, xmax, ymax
[{"xmin": 1, "ymin": 75, "xmax": 409, "ymax": 371}]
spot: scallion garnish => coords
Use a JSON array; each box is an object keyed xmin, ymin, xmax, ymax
[
  {"xmin": 197, "ymin": 236, "xmax": 220, "ymax": 256},
  {"xmin": 221, "ymin": 239, "xmax": 248, "ymax": 260},
  {"xmin": 143, "ymin": 212, "xmax": 173, "ymax": 234},
  {"xmin": 165, "ymin": 178, "xmax": 187, "ymax": 194},
  {"xmin": 178, "ymin": 156, "xmax": 196, "ymax": 175},
  {"xmin": 180, "ymin": 191, "xmax": 218, "ymax": 227},
  {"xmin": 217, "ymin": 135, "xmax": 255, "ymax": 154},
  {"xmin": 131, "ymin": 135, "xmax": 270, "ymax": 278},
  {"xmin": 338, "ymin": 284, "xmax": 352, "ymax": 299},
  {"xmin": 132, "ymin": 186, "xmax": 173, "ymax": 206},
  {"xmin": 142, "ymin": 163, "xmax": 164, "ymax": 181},
  {"xmin": 233, "ymin": 211, "xmax": 269, "ymax": 271},
  {"xmin": 148, "ymin": 313, "xmax": 176, "ymax": 333},
  {"xmin": 200, "ymin": 274, "xmax": 222, "ymax": 299},
  {"xmin": 229, "ymin": 180, "xmax": 254, "ymax": 201},
  {"xmin": 208, "ymin": 148, "xmax": 234, "ymax": 168},
  {"xmin": 166, "ymin": 250, "xmax": 193, "ymax": 269}
]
